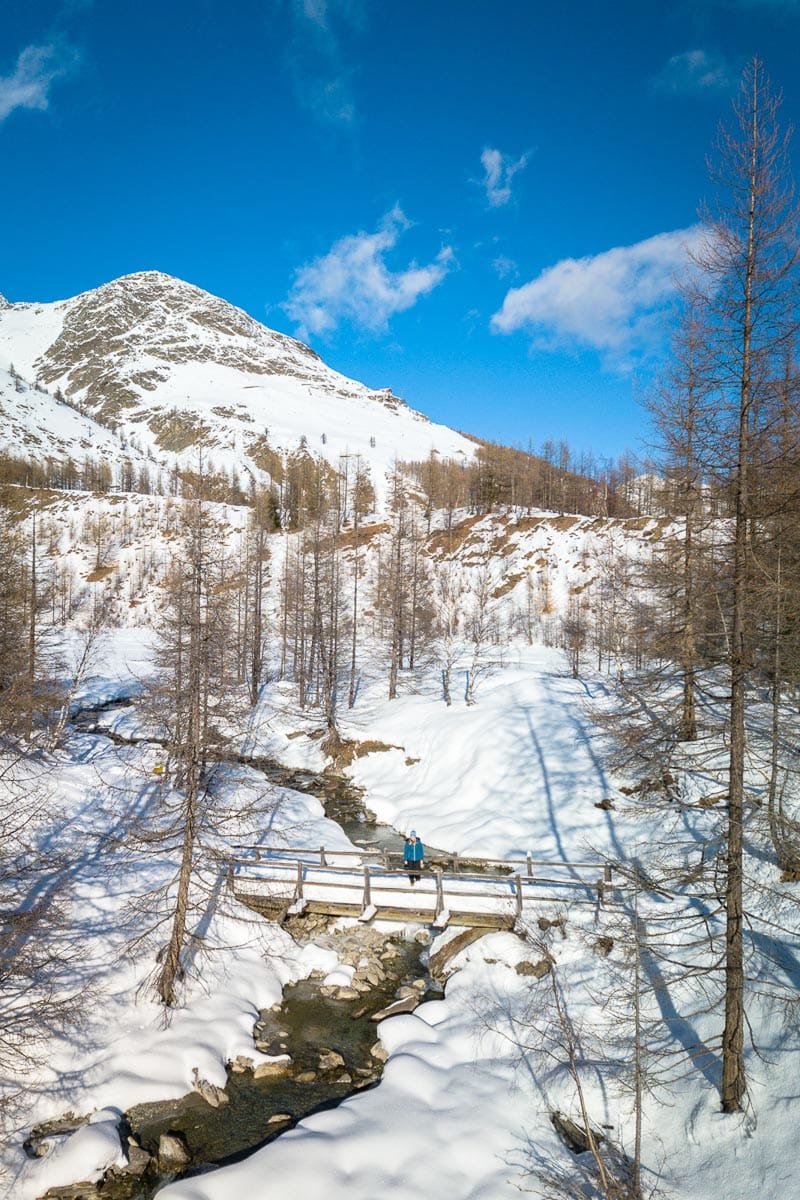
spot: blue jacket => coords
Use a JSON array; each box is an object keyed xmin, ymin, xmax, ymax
[{"xmin": 404, "ymin": 838, "xmax": 424, "ymax": 862}]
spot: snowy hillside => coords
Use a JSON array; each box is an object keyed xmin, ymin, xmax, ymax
[
  {"xmin": 0, "ymin": 272, "xmax": 475, "ymax": 498},
  {"xmin": 2, "ymin": 275, "xmax": 794, "ymax": 1200},
  {"xmin": 0, "ymin": 365, "xmax": 161, "ymax": 481},
  {"xmin": 0, "ymin": 481, "xmax": 661, "ymax": 642}
]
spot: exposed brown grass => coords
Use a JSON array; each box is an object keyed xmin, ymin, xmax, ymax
[
  {"xmin": 329, "ymin": 738, "xmax": 403, "ymax": 768},
  {"xmin": 85, "ymin": 563, "xmax": 117, "ymax": 583},
  {"xmin": 246, "ymin": 435, "xmax": 284, "ymax": 481},
  {"xmin": 426, "ymin": 514, "xmax": 484, "ymax": 555},
  {"xmin": 548, "ymin": 514, "xmax": 581, "ymax": 531},
  {"xmin": 492, "ymin": 571, "xmax": 525, "ymax": 599}
]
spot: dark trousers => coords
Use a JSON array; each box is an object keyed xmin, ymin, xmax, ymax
[{"xmin": 405, "ymin": 860, "xmax": 422, "ymax": 883}]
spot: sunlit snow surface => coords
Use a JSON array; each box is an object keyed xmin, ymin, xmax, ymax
[
  {"xmin": 2, "ymin": 634, "xmax": 799, "ymax": 1200},
  {"xmin": 0, "ymin": 273, "xmax": 476, "ymax": 506}
]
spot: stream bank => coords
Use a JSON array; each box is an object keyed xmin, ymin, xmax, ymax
[
  {"xmin": 32, "ymin": 924, "xmax": 441, "ymax": 1200},
  {"xmin": 33, "ymin": 701, "xmax": 454, "ymax": 1200}
]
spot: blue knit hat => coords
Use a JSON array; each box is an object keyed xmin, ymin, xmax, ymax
[{"xmin": 409, "ymin": 830, "xmax": 417, "ymax": 837}]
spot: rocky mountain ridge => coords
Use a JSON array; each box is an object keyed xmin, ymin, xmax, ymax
[{"xmin": 0, "ymin": 272, "xmax": 474, "ymax": 498}]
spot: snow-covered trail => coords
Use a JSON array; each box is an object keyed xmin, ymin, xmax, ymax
[{"xmin": 342, "ymin": 647, "xmax": 622, "ymax": 863}]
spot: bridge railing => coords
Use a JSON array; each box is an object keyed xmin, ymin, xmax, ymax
[
  {"xmin": 228, "ymin": 843, "xmax": 615, "ymax": 880},
  {"xmin": 229, "ymin": 845, "xmax": 625, "ymax": 924}
]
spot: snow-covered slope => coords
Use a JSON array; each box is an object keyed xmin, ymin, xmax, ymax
[
  {"xmin": 0, "ymin": 272, "xmax": 475, "ymax": 496},
  {"xmin": 0, "ymin": 365, "xmax": 159, "ymax": 478}
]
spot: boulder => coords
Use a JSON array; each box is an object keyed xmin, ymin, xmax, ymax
[
  {"xmin": 230, "ymin": 1054, "xmax": 254, "ymax": 1073},
  {"xmin": 191, "ymin": 1071, "xmax": 229, "ymax": 1108},
  {"xmin": 253, "ymin": 1056, "xmax": 292, "ymax": 1079},
  {"xmin": 550, "ymin": 1110, "xmax": 605, "ymax": 1156},
  {"xmin": 370, "ymin": 1041, "xmax": 389, "ymax": 1063},
  {"xmin": 42, "ymin": 1185, "xmax": 102, "ymax": 1199},
  {"xmin": 428, "ymin": 927, "xmax": 487, "ymax": 979},
  {"xmin": 24, "ymin": 1113, "xmax": 90, "ymax": 1159},
  {"xmin": 370, "ymin": 994, "xmax": 420, "ymax": 1021},
  {"xmin": 157, "ymin": 1131, "xmax": 191, "ymax": 1170},
  {"xmin": 515, "ymin": 958, "xmax": 552, "ymax": 979},
  {"xmin": 318, "ymin": 1049, "xmax": 346, "ymax": 1071},
  {"xmin": 119, "ymin": 1144, "xmax": 152, "ymax": 1178},
  {"xmin": 334, "ymin": 986, "xmax": 361, "ymax": 1000}
]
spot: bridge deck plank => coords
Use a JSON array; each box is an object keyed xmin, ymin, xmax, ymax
[{"xmin": 233, "ymin": 890, "xmax": 515, "ymax": 929}]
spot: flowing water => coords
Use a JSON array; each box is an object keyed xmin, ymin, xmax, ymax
[
  {"xmin": 127, "ymin": 937, "xmax": 439, "ymax": 1178},
  {"xmin": 49, "ymin": 700, "xmax": 447, "ymax": 1199}
]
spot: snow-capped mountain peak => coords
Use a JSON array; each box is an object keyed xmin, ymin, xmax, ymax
[{"xmin": 0, "ymin": 272, "xmax": 474, "ymax": 493}]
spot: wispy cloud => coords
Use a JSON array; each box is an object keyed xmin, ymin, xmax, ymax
[
  {"xmin": 0, "ymin": 42, "xmax": 79, "ymax": 122},
  {"xmin": 653, "ymin": 49, "xmax": 733, "ymax": 94},
  {"xmin": 279, "ymin": 0, "xmax": 366, "ymax": 126},
  {"xmin": 491, "ymin": 226, "xmax": 707, "ymax": 370},
  {"xmin": 479, "ymin": 147, "xmax": 530, "ymax": 207},
  {"xmin": 286, "ymin": 207, "xmax": 454, "ymax": 339},
  {"xmin": 492, "ymin": 255, "xmax": 519, "ymax": 280}
]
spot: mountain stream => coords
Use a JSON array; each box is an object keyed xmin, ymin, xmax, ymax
[{"xmin": 33, "ymin": 701, "xmax": 449, "ymax": 1200}]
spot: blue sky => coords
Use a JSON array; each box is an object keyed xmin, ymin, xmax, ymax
[{"xmin": 2, "ymin": 0, "xmax": 799, "ymax": 463}]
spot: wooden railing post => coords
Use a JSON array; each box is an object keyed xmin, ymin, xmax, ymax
[
  {"xmin": 451, "ymin": 852, "xmax": 459, "ymax": 873},
  {"xmin": 435, "ymin": 868, "xmax": 445, "ymax": 920},
  {"xmin": 604, "ymin": 863, "xmax": 612, "ymax": 885},
  {"xmin": 320, "ymin": 845, "xmax": 327, "ymax": 867},
  {"xmin": 596, "ymin": 877, "xmax": 605, "ymax": 907},
  {"xmin": 526, "ymin": 852, "xmax": 533, "ymax": 878},
  {"xmin": 514, "ymin": 874, "xmax": 523, "ymax": 919},
  {"xmin": 363, "ymin": 865, "xmax": 371, "ymax": 908},
  {"xmin": 295, "ymin": 860, "xmax": 304, "ymax": 900}
]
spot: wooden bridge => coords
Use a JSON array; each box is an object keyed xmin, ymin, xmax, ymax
[{"xmin": 229, "ymin": 845, "xmax": 623, "ymax": 931}]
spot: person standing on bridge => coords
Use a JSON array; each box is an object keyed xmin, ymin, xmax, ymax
[{"xmin": 404, "ymin": 831, "xmax": 424, "ymax": 884}]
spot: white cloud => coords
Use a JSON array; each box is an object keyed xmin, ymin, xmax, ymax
[
  {"xmin": 479, "ymin": 147, "xmax": 530, "ymax": 207},
  {"xmin": 0, "ymin": 42, "xmax": 78, "ymax": 123},
  {"xmin": 281, "ymin": 0, "xmax": 366, "ymax": 126},
  {"xmin": 286, "ymin": 207, "xmax": 454, "ymax": 339},
  {"xmin": 491, "ymin": 226, "xmax": 707, "ymax": 370},
  {"xmin": 653, "ymin": 49, "xmax": 733, "ymax": 94}
]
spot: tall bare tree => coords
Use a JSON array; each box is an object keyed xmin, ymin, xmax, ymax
[
  {"xmin": 145, "ymin": 488, "xmax": 240, "ymax": 1007},
  {"xmin": 689, "ymin": 57, "xmax": 799, "ymax": 1111}
]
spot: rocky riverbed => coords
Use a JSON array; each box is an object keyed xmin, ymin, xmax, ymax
[
  {"xmin": 30, "ymin": 702, "xmax": 463, "ymax": 1200},
  {"xmin": 31, "ymin": 920, "xmax": 445, "ymax": 1200}
]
